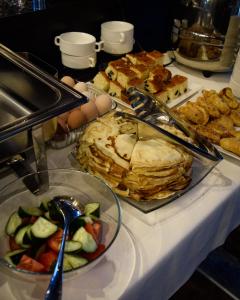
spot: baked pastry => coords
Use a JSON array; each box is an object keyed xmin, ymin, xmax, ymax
[
  {"xmin": 144, "ymin": 76, "xmax": 163, "ymax": 93},
  {"xmin": 220, "ymin": 137, "xmax": 240, "ymax": 156},
  {"xmin": 116, "ymin": 67, "xmax": 138, "ymax": 89},
  {"xmin": 129, "ymin": 63, "xmax": 149, "ymax": 80},
  {"xmin": 146, "ymin": 50, "xmax": 164, "ymax": 65},
  {"xmin": 108, "ymin": 80, "xmax": 125, "ymax": 98},
  {"xmin": 170, "ymin": 75, "xmax": 188, "ymax": 95},
  {"xmin": 219, "ymin": 87, "xmax": 239, "ymax": 109},
  {"xmin": 105, "ymin": 58, "xmax": 130, "ymax": 80},
  {"xmin": 148, "ymin": 65, "xmax": 172, "ymax": 82},
  {"xmin": 155, "ymin": 87, "xmax": 169, "ymax": 103},
  {"xmin": 93, "ymin": 71, "xmax": 110, "ymax": 92},
  {"xmin": 126, "ymin": 51, "xmax": 155, "ymax": 66},
  {"xmin": 126, "ymin": 78, "xmax": 145, "ymax": 90}
]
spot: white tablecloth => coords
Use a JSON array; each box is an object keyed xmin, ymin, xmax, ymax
[{"xmin": 1, "ymin": 63, "xmax": 240, "ymax": 300}]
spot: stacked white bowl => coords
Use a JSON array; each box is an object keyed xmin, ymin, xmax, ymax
[
  {"xmin": 100, "ymin": 21, "xmax": 135, "ymax": 55},
  {"xmin": 54, "ymin": 32, "xmax": 103, "ymax": 69}
]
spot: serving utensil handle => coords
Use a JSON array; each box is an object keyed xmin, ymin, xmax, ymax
[{"xmin": 45, "ymin": 219, "xmax": 69, "ymax": 300}]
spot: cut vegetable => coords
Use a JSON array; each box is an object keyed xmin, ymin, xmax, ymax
[
  {"xmin": 18, "ymin": 206, "xmax": 43, "ymax": 218},
  {"xmin": 39, "ymin": 198, "xmax": 51, "ymax": 212},
  {"xmin": 4, "ymin": 249, "xmax": 27, "ymax": 266},
  {"xmin": 84, "ymin": 202, "xmax": 100, "ymax": 218},
  {"xmin": 72, "ymin": 227, "xmax": 97, "ymax": 253},
  {"xmin": 31, "ymin": 217, "xmax": 58, "ymax": 239},
  {"xmin": 15, "ymin": 225, "xmax": 32, "ymax": 248},
  {"xmin": 5, "ymin": 212, "xmax": 22, "ymax": 236},
  {"xmin": 64, "ymin": 253, "xmax": 88, "ymax": 269},
  {"xmin": 62, "ymin": 240, "xmax": 82, "ymax": 253}
]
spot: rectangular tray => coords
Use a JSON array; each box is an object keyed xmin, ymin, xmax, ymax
[{"xmin": 70, "ymin": 142, "xmax": 218, "ymax": 214}]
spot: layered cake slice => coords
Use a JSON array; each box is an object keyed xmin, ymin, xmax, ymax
[
  {"xmin": 170, "ymin": 75, "xmax": 188, "ymax": 95},
  {"xmin": 108, "ymin": 80, "xmax": 125, "ymax": 98},
  {"xmin": 105, "ymin": 58, "xmax": 130, "ymax": 80},
  {"xmin": 93, "ymin": 71, "xmax": 110, "ymax": 92},
  {"xmin": 148, "ymin": 65, "xmax": 172, "ymax": 82},
  {"xmin": 129, "ymin": 64, "xmax": 149, "ymax": 80},
  {"xmin": 144, "ymin": 76, "xmax": 164, "ymax": 93},
  {"xmin": 116, "ymin": 68, "xmax": 138, "ymax": 89},
  {"xmin": 146, "ymin": 50, "xmax": 164, "ymax": 65}
]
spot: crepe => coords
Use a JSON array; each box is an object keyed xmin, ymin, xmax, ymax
[{"xmin": 77, "ymin": 112, "xmax": 193, "ymax": 201}]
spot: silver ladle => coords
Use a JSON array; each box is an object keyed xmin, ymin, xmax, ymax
[{"xmin": 45, "ymin": 196, "xmax": 84, "ymax": 300}]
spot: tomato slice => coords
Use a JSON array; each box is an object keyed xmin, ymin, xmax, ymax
[
  {"xmin": 81, "ymin": 244, "xmax": 106, "ymax": 261},
  {"xmin": 38, "ymin": 250, "xmax": 58, "ymax": 272},
  {"xmin": 9, "ymin": 236, "xmax": 21, "ymax": 251},
  {"xmin": 16, "ymin": 255, "xmax": 45, "ymax": 272},
  {"xmin": 84, "ymin": 221, "xmax": 102, "ymax": 244},
  {"xmin": 47, "ymin": 228, "xmax": 63, "ymax": 252}
]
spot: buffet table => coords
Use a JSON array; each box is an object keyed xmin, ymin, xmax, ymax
[{"xmin": 1, "ymin": 62, "xmax": 240, "ymax": 300}]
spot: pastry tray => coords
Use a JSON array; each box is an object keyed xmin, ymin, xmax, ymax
[{"xmin": 70, "ymin": 141, "xmax": 219, "ymax": 214}]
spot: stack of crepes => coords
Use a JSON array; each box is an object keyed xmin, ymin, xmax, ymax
[{"xmin": 76, "ymin": 112, "xmax": 193, "ymax": 201}]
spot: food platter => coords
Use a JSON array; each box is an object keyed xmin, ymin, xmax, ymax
[
  {"xmin": 110, "ymin": 80, "xmax": 202, "ymax": 110},
  {"xmin": 173, "ymin": 87, "xmax": 240, "ymax": 162},
  {"xmin": 119, "ymin": 158, "xmax": 216, "ymax": 213},
  {"xmin": 71, "ymin": 111, "xmax": 221, "ymax": 214}
]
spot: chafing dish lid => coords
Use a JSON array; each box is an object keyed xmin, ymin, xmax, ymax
[{"xmin": 0, "ymin": 43, "xmax": 87, "ymax": 142}]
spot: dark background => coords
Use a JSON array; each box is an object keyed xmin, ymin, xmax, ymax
[{"xmin": 0, "ymin": 0, "xmax": 178, "ymax": 80}]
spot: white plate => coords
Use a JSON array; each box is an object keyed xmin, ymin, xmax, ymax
[{"xmin": 110, "ymin": 80, "xmax": 202, "ymax": 110}]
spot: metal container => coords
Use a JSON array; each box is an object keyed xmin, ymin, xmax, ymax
[
  {"xmin": 173, "ymin": 0, "xmax": 240, "ymax": 72},
  {"xmin": 0, "ymin": 43, "xmax": 87, "ymax": 163}
]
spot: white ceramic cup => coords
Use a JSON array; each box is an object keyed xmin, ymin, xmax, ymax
[
  {"xmin": 101, "ymin": 21, "xmax": 134, "ymax": 44},
  {"xmin": 61, "ymin": 52, "xmax": 96, "ymax": 69},
  {"xmin": 54, "ymin": 32, "xmax": 103, "ymax": 56},
  {"xmin": 101, "ymin": 39, "xmax": 135, "ymax": 55}
]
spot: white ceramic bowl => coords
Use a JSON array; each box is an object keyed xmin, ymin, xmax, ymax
[
  {"xmin": 0, "ymin": 169, "xmax": 121, "ymax": 282},
  {"xmin": 61, "ymin": 52, "xmax": 96, "ymax": 69}
]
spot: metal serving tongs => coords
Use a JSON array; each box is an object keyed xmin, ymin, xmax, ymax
[{"xmin": 115, "ymin": 87, "xmax": 223, "ymax": 162}]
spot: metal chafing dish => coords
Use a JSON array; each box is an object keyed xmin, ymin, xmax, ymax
[{"xmin": 0, "ymin": 43, "xmax": 88, "ymax": 192}]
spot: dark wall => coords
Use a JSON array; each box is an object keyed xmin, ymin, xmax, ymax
[{"xmin": 0, "ymin": 0, "xmax": 178, "ymax": 79}]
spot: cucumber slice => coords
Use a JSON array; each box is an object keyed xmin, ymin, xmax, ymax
[
  {"xmin": 64, "ymin": 254, "xmax": 88, "ymax": 270},
  {"xmin": 31, "ymin": 217, "xmax": 58, "ymax": 239},
  {"xmin": 72, "ymin": 227, "xmax": 97, "ymax": 253},
  {"xmin": 84, "ymin": 202, "xmax": 100, "ymax": 218},
  {"xmin": 39, "ymin": 198, "xmax": 50, "ymax": 212},
  {"xmin": 5, "ymin": 211, "xmax": 22, "ymax": 236},
  {"xmin": 4, "ymin": 249, "xmax": 27, "ymax": 266},
  {"xmin": 61, "ymin": 240, "xmax": 82, "ymax": 253},
  {"xmin": 22, "ymin": 226, "xmax": 33, "ymax": 245},
  {"xmin": 15, "ymin": 225, "xmax": 32, "ymax": 248},
  {"xmin": 18, "ymin": 206, "xmax": 43, "ymax": 218},
  {"xmin": 69, "ymin": 216, "xmax": 87, "ymax": 234},
  {"xmin": 63, "ymin": 255, "xmax": 73, "ymax": 271}
]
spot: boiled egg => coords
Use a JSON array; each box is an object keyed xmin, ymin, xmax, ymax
[
  {"xmin": 80, "ymin": 101, "xmax": 99, "ymax": 122},
  {"xmin": 61, "ymin": 76, "xmax": 75, "ymax": 87},
  {"xmin": 73, "ymin": 82, "xmax": 88, "ymax": 93},
  {"xmin": 95, "ymin": 94, "xmax": 112, "ymax": 116},
  {"xmin": 67, "ymin": 109, "xmax": 87, "ymax": 130}
]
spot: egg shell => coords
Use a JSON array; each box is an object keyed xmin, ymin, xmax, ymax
[
  {"xmin": 73, "ymin": 82, "xmax": 88, "ymax": 93},
  {"xmin": 80, "ymin": 101, "xmax": 99, "ymax": 122},
  {"xmin": 61, "ymin": 76, "xmax": 75, "ymax": 87},
  {"xmin": 58, "ymin": 111, "xmax": 70, "ymax": 122},
  {"xmin": 95, "ymin": 94, "xmax": 112, "ymax": 116},
  {"xmin": 67, "ymin": 109, "xmax": 87, "ymax": 130}
]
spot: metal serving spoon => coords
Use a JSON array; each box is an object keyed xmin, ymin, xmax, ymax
[{"xmin": 45, "ymin": 196, "xmax": 84, "ymax": 300}]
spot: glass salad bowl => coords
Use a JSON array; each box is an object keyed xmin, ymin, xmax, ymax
[{"xmin": 0, "ymin": 169, "xmax": 121, "ymax": 282}]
